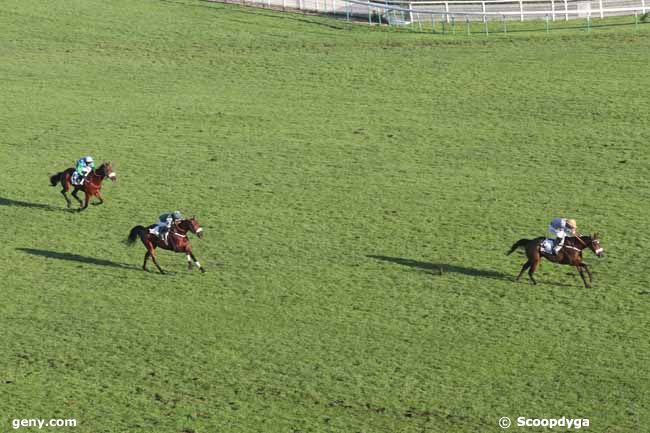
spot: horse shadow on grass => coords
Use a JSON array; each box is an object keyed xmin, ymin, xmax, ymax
[
  {"xmin": 368, "ymin": 255, "xmax": 581, "ymax": 287},
  {"xmin": 0, "ymin": 196, "xmax": 64, "ymax": 212},
  {"xmin": 367, "ymin": 255, "xmax": 511, "ymax": 281},
  {"xmin": 17, "ymin": 248, "xmax": 140, "ymax": 271}
]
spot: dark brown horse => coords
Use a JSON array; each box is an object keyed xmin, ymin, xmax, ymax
[
  {"xmin": 126, "ymin": 217, "xmax": 205, "ymax": 274},
  {"xmin": 50, "ymin": 162, "xmax": 116, "ymax": 210},
  {"xmin": 507, "ymin": 234, "xmax": 604, "ymax": 288}
]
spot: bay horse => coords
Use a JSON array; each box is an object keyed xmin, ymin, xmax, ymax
[
  {"xmin": 126, "ymin": 217, "xmax": 205, "ymax": 274},
  {"xmin": 49, "ymin": 162, "xmax": 116, "ymax": 210},
  {"xmin": 506, "ymin": 234, "xmax": 604, "ymax": 288}
]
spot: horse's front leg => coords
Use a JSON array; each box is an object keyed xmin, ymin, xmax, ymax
[
  {"xmin": 92, "ymin": 191, "xmax": 104, "ymax": 206},
  {"xmin": 581, "ymin": 263, "xmax": 593, "ymax": 284},
  {"xmin": 79, "ymin": 191, "xmax": 90, "ymax": 211},
  {"xmin": 576, "ymin": 265, "xmax": 590, "ymax": 288},
  {"xmin": 579, "ymin": 264, "xmax": 592, "ymax": 288},
  {"xmin": 189, "ymin": 251, "xmax": 205, "ymax": 273}
]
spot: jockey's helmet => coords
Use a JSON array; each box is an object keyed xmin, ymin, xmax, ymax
[
  {"xmin": 566, "ymin": 219, "xmax": 577, "ymax": 230},
  {"xmin": 172, "ymin": 211, "xmax": 182, "ymax": 220},
  {"xmin": 85, "ymin": 156, "xmax": 94, "ymax": 164}
]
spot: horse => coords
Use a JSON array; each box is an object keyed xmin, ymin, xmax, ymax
[
  {"xmin": 49, "ymin": 162, "xmax": 116, "ymax": 210},
  {"xmin": 506, "ymin": 233, "xmax": 604, "ymax": 288},
  {"xmin": 126, "ymin": 217, "xmax": 205, "ymax": 274}
]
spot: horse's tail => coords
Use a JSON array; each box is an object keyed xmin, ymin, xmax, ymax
[
  {"xmin": 127, "ymin": 225, "xmax": 146, "ymax": 245},
  {"xmin": 506, "ymin": 239, "xmax": 530, "ymax": 256},
  {"xmin": 50, "ymin": 172, "xmax": 62, "ymax": 187}
]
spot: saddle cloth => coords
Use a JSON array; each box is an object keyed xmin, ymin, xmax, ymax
[
  {"xmin": 540, "ymin": 238, "xmax": 555, "ymax": 254},
  {"xmin": 71, "ymin": 172, "xmax": 83, "ymax": 186}
]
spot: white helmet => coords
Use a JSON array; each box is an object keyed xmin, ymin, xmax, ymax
[{"xmin": 85, "ymin": 156, "xmax": 94, "ymax": 164}]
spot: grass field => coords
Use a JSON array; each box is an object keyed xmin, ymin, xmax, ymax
[{"xmin": 1, "ymin": 0, "xmax": 650, "ymax": 432}]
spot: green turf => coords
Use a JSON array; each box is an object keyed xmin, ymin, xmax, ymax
[{"xmin": 1, "ymin": 0, "xmax": 649, "ymax": 432}]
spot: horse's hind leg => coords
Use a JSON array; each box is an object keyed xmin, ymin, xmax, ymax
[
  {"xmin": 143, "ymin": 251, "xmax": 150, "ymax": 271},
  {"xmin": 149, "ymin": 250, "xmax": 165, "ymax": 274},
  {"xmin": 528, "ymin": 257, "xmax": 540, "ymax": 285},
  {"xmin": 516, "ymin": 260, "xmax": 531, "ymax": 281},
  {"xmin": 60, "ymin": 189, "xmax": 71, "ymax": 208},
  {"xmin": 71, "ymin": 188, "xmax": 83, "ymax": 207}
]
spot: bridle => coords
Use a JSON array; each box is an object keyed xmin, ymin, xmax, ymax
[
  {"xmin": 575, "ymin": 232, "xmax": 604, "ymax": 255},
  {"xmin": 96, "ymin": 163, "xmax": 116, "ymax": 181},
  {"xmin": 591, "ymin": 238, "xmax": 604, "ymax": 255}
]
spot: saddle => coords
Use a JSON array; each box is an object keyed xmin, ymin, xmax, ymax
[{"xmin": 148, "ymin": 224, "xmax": 177, "ymax": 248}]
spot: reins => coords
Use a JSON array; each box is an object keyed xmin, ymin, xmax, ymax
[
  {"xmin": 171, "ymin": 220, "xmax": 194, "ymax": 238},
  {"xmin": 574, "ymin": 232, "xmax": 588, "ymax": 247}
]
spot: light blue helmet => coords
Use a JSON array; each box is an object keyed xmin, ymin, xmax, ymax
[
  {"xmin": 172, "ymin": 210, "xmax": 182, "ymax": 220},
  {"xmin": 85, "ymin": 156, "xmax": 94, "ymax": 164}
]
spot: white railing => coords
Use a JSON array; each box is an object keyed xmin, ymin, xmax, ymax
[
  {"xmin": 349, "ymin": 0, "xmax": 647, "ymax": 22},
  {"xmin": 370, "ymin": 0, "xmax": 646, "ymax": 20},
  {"xmin": 214, "ymin": 0, "xmax": 647, "ymax": 22}
]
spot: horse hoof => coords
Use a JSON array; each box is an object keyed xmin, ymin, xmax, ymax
[{"xmin": 200, "ymin": 268, "xmax": 206, "ymax": 274}]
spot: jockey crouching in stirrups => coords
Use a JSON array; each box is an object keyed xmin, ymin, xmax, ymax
[
  {"xmin": 548, "ymin": 218, "xmax": 577, "ymax": 255},
  {"xmin": 73, "ymin": 156, "xmax": 95, "ymax": 186},
  {"xmin": 154, "ymin": 211, "xmax": 183, "ymax": 248}
]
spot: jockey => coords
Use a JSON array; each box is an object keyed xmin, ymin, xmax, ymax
[
  {"xmin": 74, "ymin": 156, "xmax": 95, "ymax": 185},
  {"xmin": 155, "ymin": 210, "xmax": 183, "ymax": 244},
  {"xmin": 548, "ymin": 218, "xmax": 577, "ymax": 254}
]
